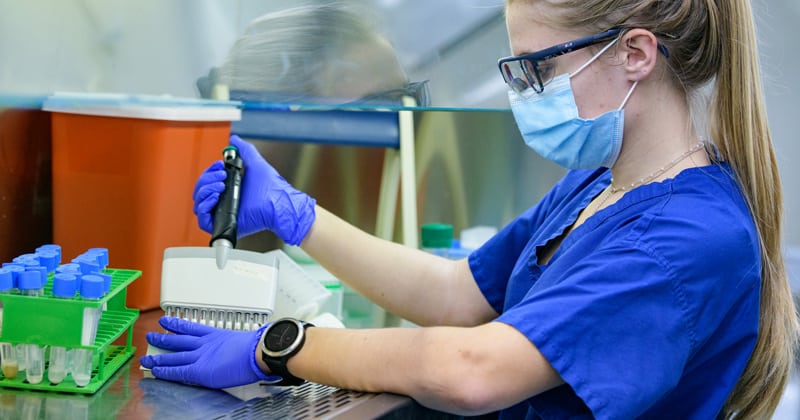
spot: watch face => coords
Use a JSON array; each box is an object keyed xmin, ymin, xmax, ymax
[{"xmin": 265, "ymin": 320, "xmax": 300, "ymax": 352}]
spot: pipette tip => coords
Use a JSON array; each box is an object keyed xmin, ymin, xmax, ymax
[{"xmin": 213, "ymin": 240, "xmax": 232, "ymax": 270}]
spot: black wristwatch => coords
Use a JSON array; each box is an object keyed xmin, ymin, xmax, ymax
[{"xmin": 260, "ymin": 317, "xmax": 313, "ymax": 386}]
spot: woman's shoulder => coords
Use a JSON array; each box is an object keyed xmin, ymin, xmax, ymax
[{"xmin": 628, "ymin": 164, "xmax": 760, "ymax": 279}]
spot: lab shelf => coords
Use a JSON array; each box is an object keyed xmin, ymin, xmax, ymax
[
  {"xmin": 0, "ymin": 268, "xmax": 140, "ymax": 394},
  {"xmin": 232, "ymin": 106, "xmax": 402, "ymax": 148}
]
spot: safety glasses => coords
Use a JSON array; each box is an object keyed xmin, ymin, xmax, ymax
[
  {"xmin": 498, "ymin": 28, "xmax": 624, "ymax": 95},
  {"xmin": 353, "ymin": 80, "xmax": 431, "ymax": 107}
]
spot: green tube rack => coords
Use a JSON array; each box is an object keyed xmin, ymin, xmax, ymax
[{"xmin": 0, "ymin": 268, "xmax": 140, "ymax": 394}]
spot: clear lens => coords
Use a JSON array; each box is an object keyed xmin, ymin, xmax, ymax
[
  {"xmin": 348, "ymin": 80, "xmax": 430, "ymax": 106},
  {"xmin": 502, "ymin": 60, "xmax": 543, "ymax": 94}
]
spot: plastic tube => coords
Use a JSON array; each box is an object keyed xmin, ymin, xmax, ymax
[
  {"xmin": 47, "ymin": 346, "xmax": 68, "ymax": 385},
  {"xmin": 15, "ymin": 344, "xmax": 26, "ymax": 372},
  {"xmin": 0, "ymin": 342, "xmax": 18, "ymax": 379},
  {"xmin": 48, "ymin": 274, "xmax": 78, "ymax": 385},
  {"xmin": 73, "ymin": 274, "xmax": 105, "ymax": 387},
  {"xmin": 79, "ymin": 275, "xmax": 104, "ymax": 345},
  {"xmin": 24, "ymin": 344, "xmax": 44, "ymax": 384},
  {"xmin": 70, "ymin": 348, "xmax": 92, "ymax": 387},
  {"xmin": 26, "ymin": 266, "xmax": 48, "ymax": 291},
  {"xmin": 17, "ymin": 270, "xmax": 41, "ymax": 297}
]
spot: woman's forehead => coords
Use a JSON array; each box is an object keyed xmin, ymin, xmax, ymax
[{"xmin": 505, "ymin": 2, "xmax": 581, "ymax": 55}]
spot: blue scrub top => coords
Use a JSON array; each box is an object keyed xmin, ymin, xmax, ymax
[{"xmin": 469, "ymin": 164, "xmax": 760, "ymax": 419}]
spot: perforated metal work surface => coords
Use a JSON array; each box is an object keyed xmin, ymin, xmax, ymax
[{"xmin": 211, "ymin": 382, "xmax": 383, "ymax": 419}]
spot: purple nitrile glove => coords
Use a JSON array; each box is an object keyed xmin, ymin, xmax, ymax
[
  {"xmin": 139, "ymin": 317, "xmax": 280, "ymax": 389},
  {"xmin": 193, "ymin": 134, "xmax": 317, "ymax": 245}
]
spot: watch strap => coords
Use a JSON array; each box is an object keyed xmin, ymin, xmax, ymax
[
  {"xmin": 262, "ymin": 357, "xmax": 305, "ymax": 386},
  {"xmin": 250, "ymin": 323, "xmax": 282, "ymax": 383}
]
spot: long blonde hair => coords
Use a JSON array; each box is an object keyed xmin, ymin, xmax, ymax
[{"xmin": 507, "ymin": 0, "xmax": 799, "ymax": 417}]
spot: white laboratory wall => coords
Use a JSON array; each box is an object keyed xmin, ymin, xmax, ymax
[
  {"xmin": 0, "ymin": 0, "xmax": 305, "ymax": 97},
  {"xmin": 754, "ymin": 0, "xmax": 800, "ymax": 247},
  {"xmin": 0, "ymin": 0, "xmax": 229, "ymax": 95}
]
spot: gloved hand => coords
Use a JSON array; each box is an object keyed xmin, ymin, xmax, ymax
[
  {"xmin": 139, "ymin": 317, "xmax": 280, "ymax": 389},
  {"xmin": 193, "ymin": 134, "xmax": 317, "ymax": 245}
]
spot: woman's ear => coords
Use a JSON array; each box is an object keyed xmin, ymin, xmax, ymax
[{"xmin": 620, "ymin": 28, "xmax": 660, "ymax": 82}]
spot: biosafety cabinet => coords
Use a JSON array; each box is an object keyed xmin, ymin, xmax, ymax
[{"xmin": 0, "ymin": 0, "xmax": 799, "ymax": 418}]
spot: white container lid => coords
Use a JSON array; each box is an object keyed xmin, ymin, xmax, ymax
[{"xmin": 42, "ymin": 92, "xmax": 241, "ymax": 122}]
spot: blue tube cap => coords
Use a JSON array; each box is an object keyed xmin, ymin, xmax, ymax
[
  {"xmin": 27, "ymin": 266, "xmax": 48, "ymax": 287},
  {"xmin": 0, "ymin": 268, "xmax": 13, "ymax": 291},
  {"xmin": 73, "ymin": 256, "xmax": 100, "ymax": 275},
  {"xmin": 36, "ymin": 244, "xmax": 61, "ymax": 252},
  {"xmin": 35, "ymin": 250, "xmax": 60, "ymax": 272},
  {"xmin": 17, "ymin": 270, "xmax": 41, "ymax": 291},
  {"xmin": 1, "ymin": 264, "xmax": 24, "ymax": 287},
  {"xmin": 80, "ymin": 274, "xmax": 105, "ymax": 299},
  {"xmin": 36, "ymin": 244, "xmax": 62, "ymax": 262},
  {"xmin": 14, "ymin": 256, "xmax": 40, "ymax": 267},
  {"xmin": 56, "ymin": 263, "xmax": 82, "ymax": 274},
  {"xmin": 52, "ymin": 273, "xmax": 78, "ymax": 298},
  {"xmin": 95, "ymin": 272, "xmax": 113, "ymax": 293},
  {"xmin": 86, "ymin": 248, "xmax": 109, "ymax": 268}
]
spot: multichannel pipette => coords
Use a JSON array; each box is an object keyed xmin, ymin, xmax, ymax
[{"xmin": 210, "ymin": 146, "xmax": 244, "ymax": 270}]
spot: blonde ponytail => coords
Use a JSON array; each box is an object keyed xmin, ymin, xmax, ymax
[{"xmin": 711, "ymin": 1, "xmax": 799, "ymax": 417}]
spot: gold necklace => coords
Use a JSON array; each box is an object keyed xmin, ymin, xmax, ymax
[{"xmin": 594, "ymin": 140, "xmax": 706, "ymax": 211}]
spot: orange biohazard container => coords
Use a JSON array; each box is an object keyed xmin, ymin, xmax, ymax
[{"xmin": 43, "ymin": 93, "xmax": 241, "ymax": 310}]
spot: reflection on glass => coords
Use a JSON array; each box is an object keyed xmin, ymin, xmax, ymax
[
  {"xmin": 197, "ymin": 3, "xmax": 422, "ymax": 107},
  {"xmin": 1, "ymin": 1, "xmax": 514, "ymax": 109}
]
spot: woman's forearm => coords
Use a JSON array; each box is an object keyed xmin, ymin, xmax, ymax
[
  {"xmin": 255, "ymin": 323, "xmax": 563, "ymax": 415},
  {"xmin": 300, "ymin": 206, "xmax": 496, "ymax": 326}
]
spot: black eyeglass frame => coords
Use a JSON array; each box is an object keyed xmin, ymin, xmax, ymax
[
  {"xmin": 352, "ymin": 80, "xmax": 431, "ymax": 107},
  {"xmin": 498, "ymin": 28, "xmax": 670, "ymax": 95}
]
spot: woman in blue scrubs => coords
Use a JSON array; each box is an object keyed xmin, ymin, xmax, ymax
[{"xmin": 141, "ymin": 0, "xmax": 799, "ymax": 418}]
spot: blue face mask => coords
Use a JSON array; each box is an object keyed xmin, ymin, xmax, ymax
[{"xmin": 509, "ymin": 39, "xmax": 637, "ymax": 169}]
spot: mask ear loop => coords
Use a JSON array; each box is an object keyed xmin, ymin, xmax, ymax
[
  {"xmin": 569, "ymin": 37, "xmax": 620, "ymax": 79},
  {"xmin": 618, "ymin": 81, "xmax": 638, "ymax": 110},
  {"xmin": 566, "ymin": 35, "xmax": 638, "ymax": 111}
]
